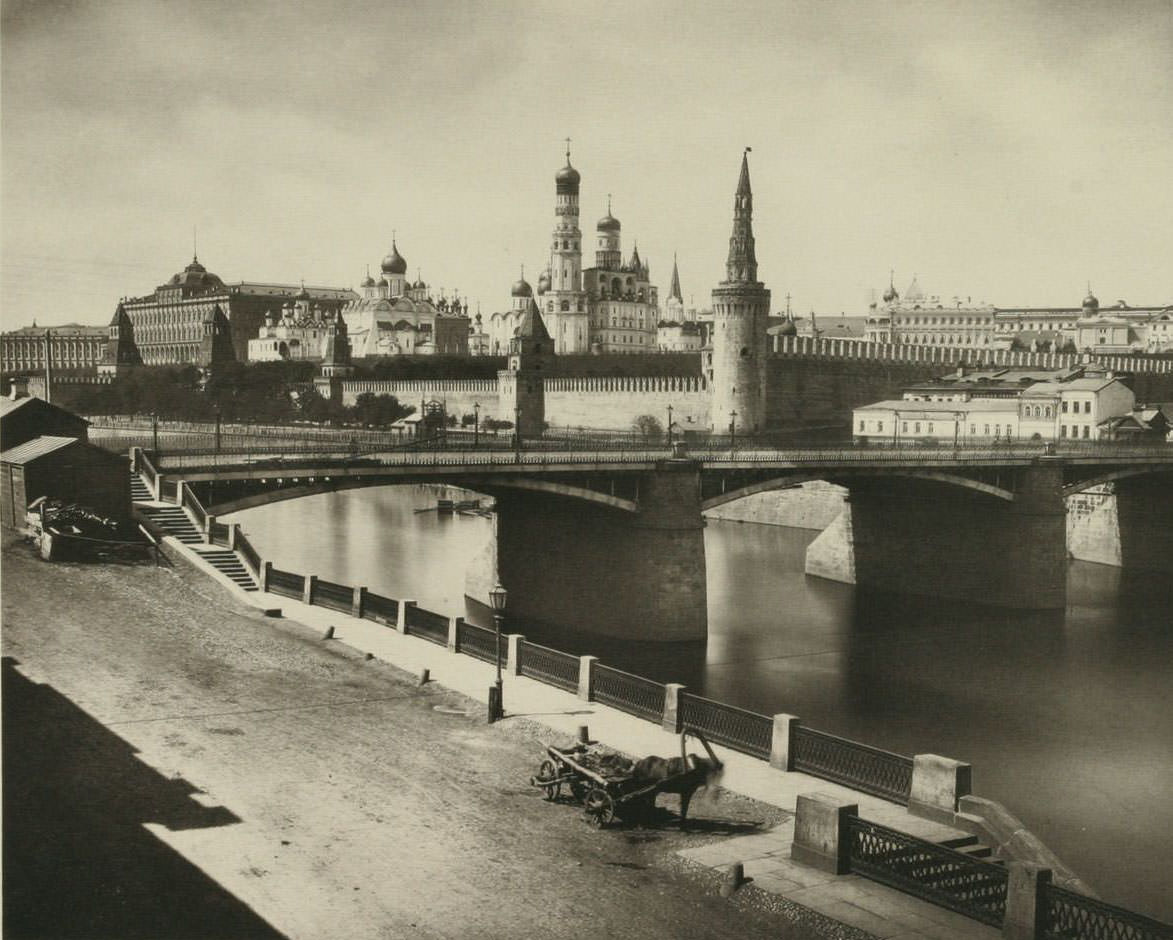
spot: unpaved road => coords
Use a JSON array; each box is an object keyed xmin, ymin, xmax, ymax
[{"xmin": 2, "ymin": 536, "xmax": 868, "ymax": 940}]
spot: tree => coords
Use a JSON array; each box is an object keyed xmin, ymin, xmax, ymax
[
  {"xmin": 351, "ymin": 392, "xmax": 412, "ymax": 427},
  {"xmin": 632, "ymin": 414, "xmax": 664, "ymax": 443}
]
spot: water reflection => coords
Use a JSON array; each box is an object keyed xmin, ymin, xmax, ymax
[{"xmin": 226, "ymin": 485, "xmax": 1172, "ymax": 921}]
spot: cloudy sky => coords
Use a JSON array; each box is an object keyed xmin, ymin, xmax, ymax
[{"xmin": 2, "ymin": 0, "xmax": 1170, "ymax": 328}]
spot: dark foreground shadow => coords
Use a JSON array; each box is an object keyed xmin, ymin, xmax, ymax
[{"xmin": 2, "ymin": 656, "xmax": 287, "ymax": 940}]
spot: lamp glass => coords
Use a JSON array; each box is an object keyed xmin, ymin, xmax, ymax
[{"xmin": 489, "ymin": 582, "xmax": 508, "ymax": 612}]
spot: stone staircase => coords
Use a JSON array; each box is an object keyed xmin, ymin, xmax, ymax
[
  {"xmin": 138, "ymin": 505, "xmax": 204, "ymax": 544},
  {"xmin": 130, "ymin": 473, "xmax": 153, "ymax": 503},
  {"xmin": 199, "ymin": 548, "xmax": 258, "ymax": 592},
  {"xmin": 940, "ymin": 833, "xmax": 1002, "ymax": 863}
]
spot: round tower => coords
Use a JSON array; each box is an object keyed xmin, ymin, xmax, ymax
[
  {"xmin": 596, "ymin": 197, "xmax": 621, "ymax": 270},
  {"xmin": 710, "ymin": 150, "xmax": 770, "ymax": 434}
]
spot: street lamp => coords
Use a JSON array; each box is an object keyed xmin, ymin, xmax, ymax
[
  {"xmin": 729, "ymin": 410, "xmax": 738, "ymax": 452},
  {"xmin": 514, "ymin": 403, "xmax": 522, "ymax": 463},
  {"xmin": 488, "ymin": 581, "xmax": 508, "ymax": 723},
  {"xmin": 152, "ymin": 413, "xmax": 159, "ymax": 457},
  {"xmin": 667, "ymin": 404, "xmax": 674, "ymax": 449},
  {"xmin": 473, "ymin": 402, "xmax": 480, "ymax": 449}
]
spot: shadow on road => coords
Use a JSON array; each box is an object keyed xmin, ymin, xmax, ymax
[{"xmin": 2, "ymin": 656, "xmax": 287, "ymax": 940}]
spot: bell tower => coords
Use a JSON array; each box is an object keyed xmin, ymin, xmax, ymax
[
  {"xmin": 710, "ymin": 149, "xmax": 770, "ymax": 433},
  {"xmin": 545, "ymin": 140, "xmax": 589, "ymax": 353}
]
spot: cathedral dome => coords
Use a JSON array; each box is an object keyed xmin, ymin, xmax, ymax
[
  {"xmin": 361, "ymin": 274, "xmax": 376, "ymax": 288},
  {"xmin": 882, "ymin": 284, "xmax": 899, "ymax": 303},
  {"xmin": 1083, "ymin": 290, "xmax": 1099, "ymax": 310},
  {"xmin": 511, "ymin": 277, "xmax": 533, "ymax": 298},
  {"xmin": 778, "ymin": 317, "xmax": 798, "ymax": 336},
  {"xmin": 597, "ymin": 212, "xmax": 620, "ymax": 233},
  {"xmin": 537, "ymin": 269, "xmax": 551, "ymax": 293},
  {"xmin": 381, "ymin": 242, "xmax": 407, "ymax": 275},
  {"xmin": 295, "ymin": 284, "xmax": 311, "ymax": 300}
]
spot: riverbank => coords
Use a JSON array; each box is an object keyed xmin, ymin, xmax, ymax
[{"xmin": 2, "ymin": 534, "xmax": 872, "ymax": 940}]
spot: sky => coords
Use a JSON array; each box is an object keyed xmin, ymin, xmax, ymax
[{"xmin": 2, "ymin": 0, "xmax": 1171, "ymax": 330}]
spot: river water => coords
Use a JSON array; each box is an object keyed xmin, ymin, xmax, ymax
[{"xmin": 224, "ymin": 485, "xmax": 1173, "ymax": 921}]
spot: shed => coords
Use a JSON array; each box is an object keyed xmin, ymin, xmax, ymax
[
  {"xmin": 1, "ymin": 436, "xmax": 129, "ymax": 529},
  {"xmin": 0, "ymin": 393, "xmax": 89, "ymax": 451}
]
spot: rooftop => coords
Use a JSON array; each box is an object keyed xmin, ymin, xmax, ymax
[
  {"xmin": 0, "ymin": 435, "xmax": 79, "ymax": 465},
  {"xmin": 856, "ymin": 399, "xmax": 1020, "ymax": 414}
]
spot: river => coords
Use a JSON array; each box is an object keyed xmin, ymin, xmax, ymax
[{"xmin": 224, "ymin": 485, "xmax": 1173, "ymax": 921}]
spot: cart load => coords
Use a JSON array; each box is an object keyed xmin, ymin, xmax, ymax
[{"xmin": 530, "ymin": 732, "xmax": 722, "ymax": 829}]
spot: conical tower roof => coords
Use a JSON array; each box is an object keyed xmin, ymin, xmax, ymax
[
  {"xmin": 668, "ymin": 254, "xmax": 683, "ymax": 302},
  {"xmin": 515, "ymin": 297, "xmax": 552, "ymax": 341}
]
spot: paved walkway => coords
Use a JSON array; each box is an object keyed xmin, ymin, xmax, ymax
[{"xmin": 171, "ymin": 535, "xmax": 998, "ymax": 940}]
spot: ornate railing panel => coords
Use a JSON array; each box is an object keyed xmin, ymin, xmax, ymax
[
  {"xmin": 591, "ymin": 664, "xmax": 664, "ymax": 723},
  {"xmin": 847, "ymin": 817, "xmax": 1008, "ymax": 928},
  {"xmin": 236, "ymin": 533, "xmax": 261, "ymax": 575},
  {"xmin": 362, "ymin": 591, "xmax": 399, "ymax": 625},
  {"xmin": 1043, "ymin": 885, "xmax": 1173, "ymax": 940},
  {"xmin": 405, "ymin": 605, "xmax": 448, "ymax": 646},
  {"xmin": 267, "ymin": 567, "xmax": 304, "ymax": 600},
  {"xmin": 793, "ymin": 726, "xmax": 913, "ymax": 804},
  {"xmin": 679, "ymin": 693, "xmax": 772, "ymax": 759},
  {"xmin": 314, "ymin": 578, "xmax": 353, "ymax": 614},
  {"xmin": 456, "ymin": 621, "xmax": 498, "ymax": 665},
  {"xmin": 518, "ymin": 641, "xmax": 579, "ymax": 693}
]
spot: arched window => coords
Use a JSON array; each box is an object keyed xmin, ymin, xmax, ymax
[{"xmin": 560, "ymin": 300, "xmax": 570, "ymax": 311}]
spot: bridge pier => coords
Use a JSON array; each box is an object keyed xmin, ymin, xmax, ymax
[
  {"xmin": 805, "ymin": 464, "xmax": 1067, "ymax": 610},
  {"xmin": 491, "ymin": 460, "xmax": 708, "ymax": 642},
  {"xmin": 1068, "ymin": 474, "xmax": 1173, "ymax": 572}
]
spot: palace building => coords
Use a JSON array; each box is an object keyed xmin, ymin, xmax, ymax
[
  {"xmin": 116, "ymin": 254, "xmax": 355, "ymax": 366},
  {"xmin": 1, "ymin": 323, "xmax": 107, "ymax": 376}
]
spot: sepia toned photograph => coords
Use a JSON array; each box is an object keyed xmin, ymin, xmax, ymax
[{"xmin": 2, "ymin": 1, "xmax": 1171, "ymax": 938}]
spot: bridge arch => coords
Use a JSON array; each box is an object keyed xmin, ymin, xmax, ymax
[
  {"xmin": 1061, "ymin": 465, "xmax": 1173, "ymax": 498},
  {"xmin": 701, "ymin": 469, "xmax": 1016, "ymax": 512},
  {"xmin": 203, "ymin": 474, "xmax": 637, "ymax": 516}
]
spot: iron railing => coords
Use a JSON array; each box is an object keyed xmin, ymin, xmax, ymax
[
  {"xmin": 362, "ymin": 591, "xmax": 399, "ymax": 625},
  {"xmin": 679, "ymin": 693, "xmax": 773, "ymax": 759},
  {"xmin": 456, "ymin": 621, "xmax": 499, "ymax": 665},
  {"xmin": 590, "ymin": 664, "xmax": 664, "ymax": 723},
  {"xmin": 1042, "ymin": 884, "xmax": 1173, "ymax": 940},
  {"xmin": 847, "ymin": 817, "xmax": 1008, "ymax": 928},
  {"xmin": 267, "ymin": 567, "xmax": 304, "ymax": 599},
  {"xmin": 314, "ymin": 578, "xmax": 354, "ymax": 613},
  {"xmin": 518, "ymin": 641, "xmax": 579, "ymax": 693},
  {"xmin": 792, "ymin": 726, "xmax": 913, "ymax": 804},
  {"xmin": 405, "ymin": 605, "xmax": 448, "ymax": 646},
  {"xmin": 236, "ymin": 531, "xmax": 261, "ymax": 575}
]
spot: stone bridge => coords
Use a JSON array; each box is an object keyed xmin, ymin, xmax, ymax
[{"xmin": 146, "ymin": 442, "xmax": 1173, "ymax": 642}]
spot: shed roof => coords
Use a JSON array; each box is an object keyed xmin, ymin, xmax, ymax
[
  {"xmin": 1, "ymin": 435, "xmax": 78, "ymax": 465},
  {"xmin": 0, "ymin": 395, "xmax": 90, "ymax": 423}
]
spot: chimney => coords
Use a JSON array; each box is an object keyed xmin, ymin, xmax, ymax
[{"xmin": 8, "ymin": 376, "xmax": 30, "ymax": 400}]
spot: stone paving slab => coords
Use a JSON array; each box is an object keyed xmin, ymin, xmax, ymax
[{"xmin": 169, "ymin": 563, "xmax": 1001, "ymax": 940}]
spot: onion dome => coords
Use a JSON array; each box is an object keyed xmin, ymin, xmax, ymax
[
  {"xmin": 512, "ymin": 277, "xmax": 533, "ymax": 298},
  {"xmin": 295, "ymin": 284, "xmax": 311, "ymax": 300},
  {"xmin": 597, "ymin": 212, "xmax": 620, "ymax": 233},
  {"xmin": 381, "ymin": 241, "xmax": 407, "ymax": 275},
  {"xmin": 555, "ymin": 162, "xmax": 580, "ymax": 186},
  {"xmin": 779, "ymin": 317, "xmax": 798, "ymax": 336},
  {"xmin": 185, "ymin": 255, "xmax": 206, "ymax": 274},
  {"xmin": 537, "ymin": 268, "xmax": 551, "ymax": 293},
  {"xmin": 882, "ymin": 283, "xmax": 899, "ymax": 303},
  {"xmin": 1083, "ymin": 288, "xmax": 1099, "ymax": 310}
]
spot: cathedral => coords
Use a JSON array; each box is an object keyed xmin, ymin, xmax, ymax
[
  {"xmin": 488, "ymin": 149, "xmax": 669, "ymax": 356},
  {"xmin": 340, "ymin": 241, "xmax": 470, "ymax": 357}
]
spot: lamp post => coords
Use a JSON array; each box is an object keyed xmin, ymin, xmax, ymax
[
  {"xmin": 729, "ymin": 410, "xmax": 738, "ymax": 452},
  {"xmin": 488, "ymin": 581, "xmax": 508, "ymax": 723},
  {"xmin": 152, "ymin": 413, "xmax": 159, "ymax": 457},
  {"xmin": 514, "ymin": 403, "xmax": 522, "ymax": 463},
  {"xmin": 214, "ymin": 407, "xmax": 222, "ymax": 456},
  {"xmin": 667, "ymin": 404, "xmax": 674, "ymax": 449},
  {"xmin": 473, "ymin": 401, "xmax": 480, "ymax": 449}
]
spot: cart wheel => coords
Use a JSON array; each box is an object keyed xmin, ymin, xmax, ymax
[
  {"xmin": 537, "ymin": 760, "xmax": 561, "ymax": 801},
  {"xmin": 569, "ymin": 780, "xmax": 589, "ymax": 804},
  {"xmin": 583, "ymin": 789, "xmax": 615, "ymax": 828}
]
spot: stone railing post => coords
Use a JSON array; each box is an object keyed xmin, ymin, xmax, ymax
[
  {"xmin": 661, "ymin": 683, "xmax": 686, "ymax": 733},
  {"xmin": 770, "ymin": 714, "xmax": 801, "ymax": 770},
  {"xmin": 352, "ymin": 585, "xmax": 366, "ymax": 618},
  {"xmin": 447, "ymin": 616, "xmax": 463, "ymax": 653},
  {"xmin": 396, "ymin": 599, "xmax": 416, "ymax": 634},
  {"xmin": 507, "ymin": 635, "xmax": 524, "ymax": 676},
  {"xmin": 204, "ymin": 513, "xmax": 215, "ymax": 544},
  {"xmin": 577, "ymin": 655, "xmax": 597, "ymax": 702},
  {"xmin": 791, "ymin": 793, "xmax": 858, "ymax": 875},
  {"xmin": 154, "ymin": 473, "xmax": 166, "ymax": 502},
  {"xmin": 303, "ymin": 574, "xmax": 317, "ymax": 606},
  {"xmin": 1003, "ymin": 863, "xmax": 1052, "ymax": 940},
  {"xmin": 259, "ymin": 561, "xmax": 271, "ymax": 592},
  {"xmin": 909, "ymin": 754, "xmax": 972, "ymax": 823},
  {"xmin": 226, "ymin": 522, "xmax": 238, "ymax": 550}
]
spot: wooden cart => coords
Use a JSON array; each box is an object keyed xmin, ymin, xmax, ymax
[{"xmin": 530, "ymin": 731, "xmax": 721, "ymax": 828}]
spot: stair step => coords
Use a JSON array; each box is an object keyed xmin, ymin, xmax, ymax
[{"xmin": 940, "ymin": 836, "xmax": 980, "ymax": 849}]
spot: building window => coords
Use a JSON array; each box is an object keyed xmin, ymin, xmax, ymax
[
  {"xmin": 928, "ymin": 422, "xmax": 934, "ymax": 433},
  {"xmin": 902, "ymin": 422, "xmax": 908, "ymax": 432},
  {"xmin": 877, "ymin": 422, "xmax": 883, "ymax": 432},
  {"xmin": 1061, "ymin": 425, "xmax": 1067, "ymax": 437},
  {"xmin": 1062, "ymin": 401, "xmax": 1068, "ymax": 413},
  {"xmin": 1084, "ymin": 401, "xmax": 1091, "ymax": 414},
  {"xmin": 970, "ymin": 424, "xmax": 976, "ymax": 435},
  {"xmin": 859, "ymin": 420, "xmax": 866, "ymax": 431},
  {"xmin": 914, "ymin": 422, "xmax": 921, "ymax": 433},
  {"xmin": 984, "ymin": 425, "xmax": 990, "ymax": 435}
]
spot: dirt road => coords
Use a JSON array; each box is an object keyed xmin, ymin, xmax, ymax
[{"xmin": 2, "ymin": 536, "xmax": 867, "ymax": 940}]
